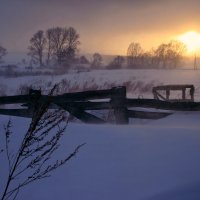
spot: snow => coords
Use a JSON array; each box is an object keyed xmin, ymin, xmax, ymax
[
  {"xmin": 1, "ymin": 69, "xmax": 200, "ymax": 199},
  {"xmin": 0, "ymin": 112, "xmax": 200, "ymax": 200},
  {"xmin": 1, "ymin": 69, "xmax": 200, "ymax": 98}
]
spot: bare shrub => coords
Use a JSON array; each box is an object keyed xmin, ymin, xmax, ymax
[{"xmin": 0, "ymin": 86, "xmax": 85, "ymax": 200}]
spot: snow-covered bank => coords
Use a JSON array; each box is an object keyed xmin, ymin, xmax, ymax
[{"xmin": 1, "ymin": 112, "xmax": 200, "ymax": 200}]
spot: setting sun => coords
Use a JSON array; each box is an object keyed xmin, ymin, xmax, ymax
[{"xmin": 177, "ymin": 31, "xmax": 200, "ymax": 54}]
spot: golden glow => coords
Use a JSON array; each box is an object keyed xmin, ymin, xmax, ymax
[{"xmin": 177, "ymin": 31, "xmax": 200, "ymax": 54}]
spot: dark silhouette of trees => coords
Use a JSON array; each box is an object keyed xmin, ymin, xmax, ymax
[
  {"xmin": 127, "ymin": 42, "xmax": 143, "ymax": 67},
  {"xmin": 107, "ymin": 55, "xmax": 125, "ymax": 69},
  {"xmin": 0, "ymin": 45, "xmax": 7, "ymax": 63},
  {"xmin": 79, "ymin": 56, "xmax": 90, "ymax": 65},
  {"xmin": 45, "ymin": 27, "xmax": 80, "ymax": 66},
  {"xmin": 28, "ymin": 30, "xmax": 46, "ymax": 67},
  {"xmin": 47, "ymin": 27, "xmax": 68, "ymax": 65},
  {"xmin": 45, "ymin": 29, "xmax": 54, "ymax": 66},
  {"xmin": 91, "ymin": 53, "xmax": 103, "ymax": 69},
  {"xmin": 65, "ymin": 27, "xmax": 80, "ymax": 62},
  {"xmin": 126, "ymin": 40, "xmax": 186, "ymax": 69},
  {"xmin": 154, "ymin": 43, "xmax": 169, "ymax": 69},
  {"xmin": 154, "ymin": 40, "xmax": 186, "ymax": 69},
  {"xmin": 168, "ymin": 40, "xmax": 187, "ymax": 68},
  {"xmin": 28, "ymin": 27, "xmax": 80, "ymax": 67},
  {"xmin": 139, "ymin": 51, "xmax": 154, "ymax": 68}
]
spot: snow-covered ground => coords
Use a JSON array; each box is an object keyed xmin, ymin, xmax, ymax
[
  {"xmin": 1, "ymin": 69, "xmax": 200, "ymax": 200},
  {"xmin": 0, "ymin": 112, "xmax": 200, "ymax": 200},
  {"xmin": 1, "ymin": 69, "xmax": 200, "ymax": 98}
]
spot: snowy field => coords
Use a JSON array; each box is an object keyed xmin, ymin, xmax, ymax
[
  {"xmin": 1, "ymin": 69, "xmax": 200, "ymax": 200},
  {"xmin": 1, "ymin": 69, "xmax": 200, "ymax": 99}
]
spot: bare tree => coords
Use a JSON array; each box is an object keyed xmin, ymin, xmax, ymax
[
  {"xmin": 45, "ymin": 29, "xmax": 54, "ymax": 66},
  {"xmin": 65, "ymin": 27, "xmax": 80, "ymax": 62},
  {"xmin": 0, "ymin": 87, "xmax": 85, "ymax": 200},
  {"xmin": 127, "ymin": 42, "xmax": 143, "ymax": 68},
  {"xmin": 154, "ymin": 40, "xmax": 186, "ymax": 69},
  {"xmin": 154, "ymin": 43, "xmax": 169, "ymax": 69},
  {"xmin": 91, "ymin": 53, "xmax": 103, "ymax": 69},
  {"xmin": 28, "ymin": 27, "xmax": 80, "ymax": 67},
  {"xmin": 46, "ymin": 27, "xmax": 80, "ymax": 66},
  {"xmin": 138, "ymin": 49, "xmax": 157, "ymax": 68},
  {"xmin": 28, "ymin": 30, "xmax": 46, "ymax": 67},
  {"xmin": 47, "ymin": 27, "xmax": 68, "ymax": 65},
  {"xmin": 167, "ymin": 40, "xmax": 187, "ymax": 68},
  {"xmin": 79, "ymin": 56, "xmax": 90, "ymax": 65},
  {"xmin": 0, "ymin": 45, "xmax": 7, "ymax": 63},
  {"xmin": 107, "ymin": 56, "xmax": 125, "ymax": 69}
]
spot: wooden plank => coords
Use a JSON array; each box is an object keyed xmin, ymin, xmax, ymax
[
  {"xmin": 153, "ymin": 85, "xmax": 194, "ymax": 90},
  {"xmin": 126, "ymin": 99, "xmax": 200, "ymax": 111},
  {"xmin": 155, "ymin": 92, "xmax": 167, "ymax": 101},
  {"xmin": 54, "ymin": 88, "xmax": 113, "ymax": 102},
  {"xmin": 54, "ymin": 101, "xmax": 111, "ymax": 110},
  {"xmin": 55, "ymin": 99, "xmax": 200, "ymax": 112},
  {"xmin": 57, "ymin": 103, "xmax": 106, "ymax": 124},
  {"xmin": 0, "ymin": 95, "xmax": 36, "ymax": 105},
  {"xmin": 0, "ymin": 88, "xmax": 113, "ymax": 105},
  {"xmin": 127, "ymin": 110, "xmax": 172, "ymax": 119},
  {"xmin": 0, "ymin": 109, "xmax": 33, "ymax": 118},
  {"xmin": 55, "ymin": 99, "xmax": 200, "ymax": 111}
]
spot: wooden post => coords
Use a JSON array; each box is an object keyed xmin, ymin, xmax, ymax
[
  {"xmin": 190, "ymin": 86, "xmax": 195, "ymax": 102},
  {"xmin": 152, "ymin": 88, "xmax": 158, "ymax": 100},
  {"xmin": 182, "ymin": 88, "xmax": 186, "ymax": 100},
  {"xmin": 111, "ymin": 86, "xmax": 129, "ymax": 124},
  {"xmin": 166, "ymin": 89, "xmax": 170, "ymax": 100}
]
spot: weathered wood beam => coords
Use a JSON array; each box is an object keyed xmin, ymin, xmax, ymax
[
  {"xmin": 55, "ymin": 100, "xmax": 200, "ymax": 112},
  {"xmin": 57, "ymin": 104, "xmax": 106, "ymax": 124},
  {"xmin": 0, "ymin": 95, "xmax": 35, "ymax": 105},
  {"xmin": 127, "ymin": 110, "xmax": 172, "ymax": 120},
  {"xmin": 54, "ymin": 101, "xmax": 111, "ymax": 110},
  {"xmin": 55, "ymin": 99, "xmax": 200, "ymax": 111},
  {"xmin": 155, "ymin": 92, "xmax": 167, "ymax": 101},
  {"xmin": 153, "ymin": 85, "xmax": 194, "ymax": 90},
  {"xmin": 0, "ymin": 109, "xmax": 33, "ymax": 118},
  {"xmin": 54, "ymin": 88, "xmax": 113, "ymax": 102},
  {"xmin": 126, "ymin": 99, "xmax": 200, "ymax": 111},
  {"xmin": 0, "ymin": 88, "xmax": 114, "ymax": 105}
]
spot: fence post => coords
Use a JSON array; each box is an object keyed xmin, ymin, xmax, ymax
[
  {"xmin": 190, "ymin": 86, "xmax": 195, "ymax": 102},
  {"xmin": 111, "ymin": 86, "xmax": 129, "ymax": 124}
]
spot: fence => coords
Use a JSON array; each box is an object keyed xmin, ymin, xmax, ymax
[{"xmin": 0, "ymin": 86, "xmax": 199, "ymax": 124}]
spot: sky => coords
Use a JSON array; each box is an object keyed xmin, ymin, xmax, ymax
[{"xmin": 0, "ymin": 0, "xmax": 200, "ymax": 55}]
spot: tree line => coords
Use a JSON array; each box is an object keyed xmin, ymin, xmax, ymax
[
  {"xmin": 126, "ymin": 40, "xmax": 187, "ymax": 69},
  {"xmin": 0, "ymin": 28, "xmax": 188, "ymax": 70}
]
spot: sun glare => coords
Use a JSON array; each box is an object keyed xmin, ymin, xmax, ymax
[{"xmin": 177, "ymin": 31, "xmax": 200, "ymax": 54}]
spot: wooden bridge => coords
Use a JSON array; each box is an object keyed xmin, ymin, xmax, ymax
[{"xmin": 0, "ymin": 86, "xmax": 200, "ymax": 124}]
